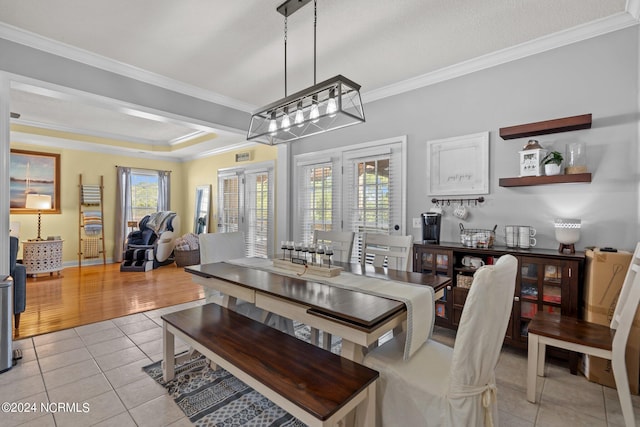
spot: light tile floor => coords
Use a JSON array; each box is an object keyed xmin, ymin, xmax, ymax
[{"xmin": 1, "ymin": 301, "xmax": 639, "ymax": 426}]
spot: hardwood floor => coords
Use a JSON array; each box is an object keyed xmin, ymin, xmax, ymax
[{"xmin": 13, "ymin": 262, "xmax": 205, "ymax": 340}]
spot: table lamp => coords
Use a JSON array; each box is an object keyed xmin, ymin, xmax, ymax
[
  {"xmin": 554, "ymin": 218, "xmax": 581, "ymax": 254},
  {"xmin": 25, "ymin": 194, "xmax": 52, "ymax": 241}
]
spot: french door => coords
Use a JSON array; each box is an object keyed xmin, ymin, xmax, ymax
[
  {"xmin": 294, "ymin": 138, "xmax": 406, "ymax": 261},
  {"xmin": 218, "ymin": 163, "xmax": 274, "ymax": 258},
  {"xmin": 342, "ymin": 143, "xmax": 405, "ymax": 262}
]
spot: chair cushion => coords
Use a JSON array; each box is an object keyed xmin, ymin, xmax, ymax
[{"xmin": 364, "ymin": 333, "xmax": 452, "ymax": 426}]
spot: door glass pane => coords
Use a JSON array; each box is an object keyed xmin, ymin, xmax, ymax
[
  {"xmin": 246, "ymin": 172, "xmax": 270, "ymax": 258},
  {"xmin": 219, "ymin": 176, "xmax": 239, "ymax": 232}
]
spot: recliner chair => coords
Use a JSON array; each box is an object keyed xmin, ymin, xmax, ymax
[
  {"xmin": 120, "ymin": 211, "xmax": 180, "ymax": 272},
  {"xmin": 9, "ymin": 236, "xmax": 27, "ymax": 329}
]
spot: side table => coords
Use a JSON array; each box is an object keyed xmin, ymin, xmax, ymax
[{"xmin": 22, "ymin": 240, "xmax": 64, "ymax": 277}]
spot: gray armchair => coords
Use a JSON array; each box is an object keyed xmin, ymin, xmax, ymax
[{"xmin": 9, "ymin": 236, "xmax": 26, "ymax": 329}]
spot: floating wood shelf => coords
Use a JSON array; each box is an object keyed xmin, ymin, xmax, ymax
[
  {"xmin": 500, "ymin": 114, "xmax": 592, "ymax": 140},
  {"xmin": 499, "ymin": 173, "xmax": 592, "ymax": 187}
]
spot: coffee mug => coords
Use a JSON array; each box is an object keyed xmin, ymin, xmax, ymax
[
  {"xmin": 462, "ymin": 256, "xmax": 485, "ymax": 268},
  {"xmin": 518, "ymin": 226, "xmax": 537, "ymax": 249},
  {"xmin": 453, "ymin": 204, "xmax": 468, "ymax": 220},
  {"xmin": 505, "ymin": 225, "xmax": 519, "ymax": 248}
]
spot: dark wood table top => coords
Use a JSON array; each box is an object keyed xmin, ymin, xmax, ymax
[{"xmin": 186, "ymin": 261, "xmax": 450, "ymax": 331}]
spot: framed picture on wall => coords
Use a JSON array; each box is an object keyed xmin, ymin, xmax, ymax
[
  {"xmin": 427, "ymin": 131, "xmax": 489, "ymax": 196},
  {"xmin": 10, "ymin": 149, "xmax": 61, "ymax": 214}
]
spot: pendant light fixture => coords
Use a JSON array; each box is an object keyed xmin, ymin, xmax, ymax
[{"xmin": 247, "ymin": 0, "xmax": 365, "ymax": 145}]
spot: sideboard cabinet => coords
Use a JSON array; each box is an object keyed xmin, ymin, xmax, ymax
[{"xmin": 414, "ymin": 242, "xmax": 584, "ymax": 354}]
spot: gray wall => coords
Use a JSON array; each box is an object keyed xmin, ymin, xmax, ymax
[{"xmin": 292, "ymin": 26, "xmax": 640, "ymax": 252}]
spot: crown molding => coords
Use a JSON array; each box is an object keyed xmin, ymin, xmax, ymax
[
  {"xmin": 11, "ymin": 130, "xmax": 184, "ymax": 162},
  {"xmin": 362, "ymin": 12, "xmax": 638, "ymax": 104},
  {"xmin": 0, "ymin": 22, "xmax": 256, "ymax": 113},
  {"xmin": 185, "ymin": 141, "xmax": 257, "ymax": 161}
]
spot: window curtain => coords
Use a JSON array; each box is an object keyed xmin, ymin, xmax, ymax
[
  {"xmin": 158, "ymin": 170, "xmax": 171, "ymax": 211},
  {"xmin": 114, "ymin": 166, "xmax": 132, "ymax": 262}
]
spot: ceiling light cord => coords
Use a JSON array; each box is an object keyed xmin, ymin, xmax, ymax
[{"xmin": 284, "ymin": 15, "xmax": 288, "ymax": 96}]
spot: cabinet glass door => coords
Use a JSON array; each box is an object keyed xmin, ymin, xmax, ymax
[{"xmin": 519, "ymin": 258, "xmax": 564, "ymax": 339}]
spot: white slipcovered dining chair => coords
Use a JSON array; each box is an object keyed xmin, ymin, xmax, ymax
[
  {"xmin": 310, "ymin": 230, "xmax": 355, "ymax": 349},
  {"xmin": 363, "ymin": 254, "xmax": 518, "ymax": 427},
  {"xmin": 198, "ymin": 232, "xmax": 293, "ymax": 334},
  {"xmin": 527, "ymin": 243, "xmax": 640, "ymax": 427},
  {"xmin": 361, "ymin": 233, "xmax": 413, "ymax": 271}
]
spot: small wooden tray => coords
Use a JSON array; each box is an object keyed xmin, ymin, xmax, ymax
[{"xmin": 272, "ymin": 258, "xmax": 343, "ymax": 277}]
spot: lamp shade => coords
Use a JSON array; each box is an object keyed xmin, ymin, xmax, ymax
[
  {"xmin": 554, "ymin": 218, "xmax": 581, "ymax": 253},
  {"xmin": 25, "ymin": 194, "xmax": 52, "ymax": 210}
]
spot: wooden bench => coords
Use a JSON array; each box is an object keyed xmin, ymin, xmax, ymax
[{"xmin": 162, "ymin": 303, "xmax": 379, "ymax": 427}]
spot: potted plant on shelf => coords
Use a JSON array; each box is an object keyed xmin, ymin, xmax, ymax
[{"xmin": 541, "ymin": 151, "xmax": 563, "ymax": 176}]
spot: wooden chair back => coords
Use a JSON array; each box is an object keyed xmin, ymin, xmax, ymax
[{"xmin": 360, "ymin": 233, "xmax": 413, "ymax": 271}]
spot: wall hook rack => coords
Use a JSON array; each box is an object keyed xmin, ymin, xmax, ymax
[{"xmin": 431, "ymin": 196, "xmax": 485, "ymax": 207}]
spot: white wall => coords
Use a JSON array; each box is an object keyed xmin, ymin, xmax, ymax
[{"xmin": 292, "ymin": 26, "xmax": 640, "ymax": 252}]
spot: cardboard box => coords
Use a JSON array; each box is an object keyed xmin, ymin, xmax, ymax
[{"xmin": 581, "ymin": 248, "xmax": 639, "ymax": 394}]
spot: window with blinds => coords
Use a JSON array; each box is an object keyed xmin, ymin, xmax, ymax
[
  {"xmin": 217, "ymin": 163, "xmax": 274, "ymax": 258},
  {"xmin": 245, "ymin": 170, "xmax": 273, "ymax": 258},
  {"xmin": 343, "ymin": 144, "xmax": 404, "ymax": 263},
  {"xmin": 297, "ymin": 161, "xmax": 335, "ymax": 244},
  {"xmin": 218, "ymin": 174, "xmax": 240, "ymax": 233}
]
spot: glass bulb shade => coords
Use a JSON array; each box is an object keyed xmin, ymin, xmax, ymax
[
  {"xmin": 326, "ymin": 97, "xmax": 337, "ymax": 117},
  {"xmin": 281, "ymin": 108, "xmax": 291, "ymax": 131},
  {"xmin": 294, "ymin": 107, "xmax": 304, "ymax": 127},
  {"xmin": 268, "ymin": 111, "xmax": 277, "ymax": 134},
  {"xmin": 25, "ymin": 194, "xmax": 52, "ymax": 210},
  {"xmin": 310, "ymin": 102, "xmax": 320, "ymax": 123}
]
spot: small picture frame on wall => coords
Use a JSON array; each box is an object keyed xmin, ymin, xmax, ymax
[
  {"xmin": 427, "ymin": 131, "xmax": 489, "ymax": 196},
  {"xmin": 9, "ymin": 149, "xmax": 61, "ymax": 214}
]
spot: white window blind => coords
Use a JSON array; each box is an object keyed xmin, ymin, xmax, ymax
[
  {"xmin": 343, "ymin": 144, "xmax": 403, "ymax": 263},
  {"xmin": 297, "ymin": 161, "xmax": 335, "ymax": 244},
  {"xmin": 245, "ymin": 169, "xmax": 273, "ymax": 258},
  {"xmin": 217, "ymin": 173, "xmax": 240, "ymax": 233}
]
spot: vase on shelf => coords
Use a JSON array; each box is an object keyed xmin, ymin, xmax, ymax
[{"xmin": 544, "ymin": 163, "xmax": 562, "ymax": 176}]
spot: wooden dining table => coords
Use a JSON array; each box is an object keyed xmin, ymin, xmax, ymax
[{"xmin": 185, "ymin": 260, "xmax": 451, "ymax": 363}]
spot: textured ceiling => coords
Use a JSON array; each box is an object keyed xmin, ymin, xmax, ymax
[{"xmin": 0, "ymin": 0, "xmax": 630, "ymax": 159}]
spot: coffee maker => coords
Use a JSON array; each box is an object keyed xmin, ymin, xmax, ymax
[{"xmin": 421, "ymin": 212, "xmax": 442, "ymax": 244}]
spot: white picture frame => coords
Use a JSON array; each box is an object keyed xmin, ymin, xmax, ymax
[{"xmin": 427, "ymin": 131, "xmax": 489, "ymax": 196}]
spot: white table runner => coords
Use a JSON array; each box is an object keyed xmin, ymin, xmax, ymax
[{"xmin": 227, "ymin": 257, "xmax": 434, "ymax": 360}]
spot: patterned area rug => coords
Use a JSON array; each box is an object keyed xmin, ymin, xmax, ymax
[{"xmin": 143, "ymin": 324, "xmax": 341, "ymax": 426}]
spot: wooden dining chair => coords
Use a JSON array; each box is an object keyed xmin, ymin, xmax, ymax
[
  {"xmin": 527, "ymin": 242, "xmax": 640, "ymax": 427},
  {"xmin": 360, "ymin": 233, "xmax": 413, "ymax": 271},
  {"xmin": 363, "ymin": 254, "xmax": 518, "ymax": 426},
  {"xmin": 313, "ymin": 230, "xmax": 355, "ymax": 263},
  {"xmin": 310, "ymin": 230, "xmax": 355, "ymax": 349}
]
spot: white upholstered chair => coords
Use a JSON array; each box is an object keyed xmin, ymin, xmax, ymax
[
  {"xmin": 363, "ymin": 254, "xmax": 518, "ymax": 427},
  {"xmin": 310, "ymin": 230, "xmax": 355, "ymax": 349},
  {"xmin": 360, "ymin": 233, "xmax": 413, "ymax": 271},
  {"xmin": 198, "ymin": 231, "xmax": 293, "ymax": 334},
  {"xmin": 527, "ymin": 243, "xmax": 640, "ymax": 427}
]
